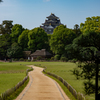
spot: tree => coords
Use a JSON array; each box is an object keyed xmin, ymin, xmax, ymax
[
  {"xmin": 70, "ymin": 30, "xmax": 100, "ymax": 95},
  {"xmin": 7, "ymin": 42, "xmax": 23, "ymax": 58},
  {"xmin": 80, "ymin": 16, "xmax": 100, "ymax": 33},
  {"xmin": 50, "ymin": 25, "xmax": 76, "ymax": 55},
  {"xmin": 0, "ymin": 34, "xmax": 11, "ymax": 59},
  {"xmin": 73, "ymin": 24, "xmax": 81, "ymax": 36},
  {"xmin": 18, "ymin": 29, "xmax": 29, "ymax": 50},
  {"xmin": 28, "ymin": 27, "xmax": 48, "ymax": 52},
  {"xmin": 0, "ymin": 20, "xmax": 13, "ymax": 34},
  {"xmin": 10, "ymin": 24, "xmax": 24, "ymax": 43}
]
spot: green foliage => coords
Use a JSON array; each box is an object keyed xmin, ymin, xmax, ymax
[
  {"xmin": 80, "ymin": 16, "xmax": 100, "ymax": 33},
  {"xmin": 73, "ymin": 24, "xmax": 82, "ymax": 36},
  {"xmin": 0, "ymin": 34, "xmax": 11, "ymax": 58},
  {"xmin": 19, "ymin": 58, "xmax": 24, "ymax": 61},
  {"xmin": 7, "ymin": 42, "xmax": 23, "ymax": 58},
  {"xmin": 70, "ymin": 29, "xmax": 100, "ymax": 95},
  {"xmin": 50, "ymin": 57, "xmax": 54, "ymax": 60},
  {"xmin": 11, "ymin": 24, "xmax": 24, "ymax": 43},
  {"xmin": 18, "ymin": 29, "xmax": 29, "ymax": 50},
  {"xmin": 54, "ymin": 54, "xmax": 60, "ymax": 60},
  {"xmin": 60, "ymin": 57, "xmax": 68, "ymax": 62},
  {"xmin": 28, "ymin": 27, "xmax": 48, "ymax": 52},
  {"xmin": 36, "ymin": 56, "xmax": 42, "ymax": 60},
  {"xmin": 50, "ymin": 25, "xmax": 76, "ymax": 55},
  {"xmin": 84, "ymin": 81, "xmax": 95, "ymax": 95},
  {"xmin": 0, "ymin": 20, "xmax": 13, "ymax": 34}
]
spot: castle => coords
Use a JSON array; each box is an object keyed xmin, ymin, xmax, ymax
[{"xmin": 40, "ymin": 13, "xmax": 62, "ymax": 34}]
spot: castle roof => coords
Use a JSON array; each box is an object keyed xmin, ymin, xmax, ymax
[{"xmin": 47, "ymin": 13, "xmax": 59, "ymax": 19}]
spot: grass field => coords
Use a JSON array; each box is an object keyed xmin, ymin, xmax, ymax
[
  {"xmin": 0, "ymin": 61, "xmax": 96, "ymax": 100},
  {"xmin": 0, "ymin": 63, "xmax": 28, "ymax": 94}
]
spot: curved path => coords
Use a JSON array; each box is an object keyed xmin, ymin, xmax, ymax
[{"xmin": 15, "ymin": 65, "xmax": 70, "ymax": 100}]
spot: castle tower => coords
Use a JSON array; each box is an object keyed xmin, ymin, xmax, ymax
[{"xmin": 40, "ymin": 13, "xmax": 62, "ymax": 34}]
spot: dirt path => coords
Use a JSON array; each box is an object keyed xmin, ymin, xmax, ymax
[{"xmin": 15, "ymin": 65, "xmax": 70, "ymax": 100}]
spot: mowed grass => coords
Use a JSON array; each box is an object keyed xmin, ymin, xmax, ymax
[
  {"xmin": 0, "ymin": 62, "xmax": 28, "ymax": 94},
  {"xmin": 0, "ymin": 62, "xmax": 96, "ymax": 100}
]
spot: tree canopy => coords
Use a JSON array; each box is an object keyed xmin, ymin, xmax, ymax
[
  {"xmin": 68, "ymin": 30, "xmax": 100, "ymax": 95},
  {"xmin": 0, "ymin": 34, "xmax": 11, "ymax": 59},
  {"xmin": 18, "ymin": 29, "xmax": 29, "ymax": 50},
  {"xmin": 10, "ymin": 24, "xmax": 24, "ymax": 43},
  {"xmin": 28, "ymin": 27, "xmax": 48, "ymax": 52},
  {"xmin": 0, "ymin": 20, "xmax": 13, "ymax": 34},
  {"xmin": 80, "ymin": 16, "xmax": 100, "ymax": 33},
  {"xmin": 50, "ymin": 25, "xmax": 76, "ymax": 55},
  {"xmin": 7, "ymin": 43, "xmax": 23, "ymax": 58}
]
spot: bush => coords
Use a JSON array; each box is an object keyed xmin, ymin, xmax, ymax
[
  {"xmin": 60, "ymin": 57, "xmax": 68, "ymax": 62},
  {"xmin": 54, "ymin": 55, "xmax": 60, "ymax": 60},
  {"xmin": 19, "ymin": 58, "xmax": 24, "ymax": 61},
  {"xmin": 13, "ymin": 58, "xmax": 18, "ymax": 61},
  {"xmin": 36, "ymin": 56, "xmax": 42, "ymax": 60},
  {"xmin": 50, "ymin": 57, "xmax": 54, "ymax": 60},
  {"xmin": 71, "ymin": 58, "xmax": 77, "ymax": 63}
]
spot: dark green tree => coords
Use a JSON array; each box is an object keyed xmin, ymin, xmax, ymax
[
  {"xmin": 7, "ymin": 42, "xmax": 23, "ymax": 58},
  {"xmin": 28, "ymin": 27, "xmax": 48, "ymax": 52},
  {"xmin": 0, "ymin": 34, "xmax": 11, "ymax": 59},
  {"xmin": 69, "ymin": 30, "xmax": 100, "ymax": 95},
  {"xmin": 18, "ymin": 29, "xmax": 29, "ymax": 50},
  {"xmin": 73, "ymin": 24, "xmax": 81, "ymax": 36},
  {"xmin": 10, "ymin": 24, "xmax": 24, "ymax": 43},
  {"xmin": 0, "ymin": 20, "xmax": 13, "ymax": 34},
  {"xmin": 50, "ymin": 25, "xmax": 76, "ymax": 55}
]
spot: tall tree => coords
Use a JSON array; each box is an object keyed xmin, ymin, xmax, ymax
[
  {"xmin": 7, "ymin": 42, "xmax": 23, "ymax": 58},
  {"xmin": 69, "ymin": 30, "xmax": 100, "ymax": 95},
  {"xmin": 18, "ymin": 29, "xmax": 29, "ymax": 50},
  {"xmin": 73, "ymin": 24, "xmax": 81, "ymax": 36},
  {"xmin": 0, "ymin": 34, "xmax": 11, "ymax": 59},
  {"xmin": 28, "ymin": 27, "xmax": 48, "ymax": 52},
  {"xmin": 0, "ymin": 20, "xmax": 13, "ymax": 34},
  {"xmin": 50, "ymin": 25, "xmax": 76, "ymax": 55},
  {"xmin": 10, "ymin": 24, "xmax": 24, "ymax": 43}
]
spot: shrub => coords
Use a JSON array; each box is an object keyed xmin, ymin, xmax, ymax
[
  {"xmin": 71, "ymin": 58, "xmax": 77, "ymax": 63},
  {"xmin": 19, "ymin": 58, "xmax": 24, "ymax": 61},
  {"xmin": 50, "ymin": 57, "xmax": 54, "ymax": 60},
  {"xmin": 36, "ymin": 56, "xmax": 42, "ymax": 60},
  {"xmin": 54, "ymin": 55, "xmax": 60, "ymax": 60},
  {"xmin": 60, "ymin": 57, "xmax": 68, "ymax": 62}
]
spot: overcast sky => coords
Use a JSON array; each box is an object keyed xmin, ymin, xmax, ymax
[{"xmin": 0, "ymin": 0, "xmax": 100, "ymax": 29}]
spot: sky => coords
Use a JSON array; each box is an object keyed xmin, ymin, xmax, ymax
[{"xmin": 0, "ymin": 0, "xmax": 100, "ymax": 30}]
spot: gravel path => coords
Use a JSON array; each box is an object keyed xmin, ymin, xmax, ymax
[{"xmin": 15, "ymin": 65, "xmax": 70, "ymax": 100}]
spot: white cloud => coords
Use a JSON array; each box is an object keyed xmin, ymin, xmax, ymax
[{"xmin": 43, "ymin": 0, "xmax": 51, "ymax": 2}]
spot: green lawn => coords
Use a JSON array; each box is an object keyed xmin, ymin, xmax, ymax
[
  {"xmin": 0, "ymin": 62, "xmax": 28, "ymax": 94},
  {"xmin": 0, "ymin": 61, "xmax": 96, "ymax": 100}
]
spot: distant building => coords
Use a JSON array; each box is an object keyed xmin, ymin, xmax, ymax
[
  {"xmin": 40, "ymin": 13, "xmax": 62, "ymax": 34},
  {"xmin": 30, "ymin": 49, "xmax": 52, "ymax": 60}
]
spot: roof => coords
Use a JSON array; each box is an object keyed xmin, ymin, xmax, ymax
[
  {"xmin": 23, "ymin": 51, "xmax": 31, "ymax": 57},
  {"xmin": 31, "ymin": 49, "xmax": 52, "ymax": 57},
  {"xmin": 47, "ymin": 13, "xmax": 59, "ymax": 19}
]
